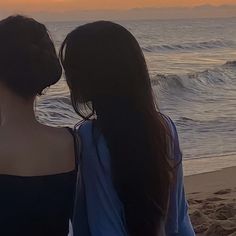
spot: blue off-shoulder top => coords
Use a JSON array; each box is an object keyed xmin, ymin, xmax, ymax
[{"xmin": 72, "ymin": 115, "xmax": 195, "ymax": 236}]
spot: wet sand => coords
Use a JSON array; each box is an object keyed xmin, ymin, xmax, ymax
[{"xmin": 185, "ymin": 167, "xmax": 236, "ymax": 236}]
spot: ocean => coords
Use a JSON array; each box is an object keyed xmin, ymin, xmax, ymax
[{"xmin": 37, "ymin": 18, "xmax": 236, "ymax": 175}]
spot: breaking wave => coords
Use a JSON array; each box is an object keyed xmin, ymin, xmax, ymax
[
  {"xmin": 143, "ymin": 40, "xmax": 235, "ymax": 52},
  {"xmin": 151, "ymin": 61, "xmax": 236, "ymax": 92}
]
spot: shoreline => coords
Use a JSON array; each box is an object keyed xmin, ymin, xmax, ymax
[
  {"xmin": 185, "ymin": 166, "xmax": 236, "ymax": 235},
  {"xmin": 183, "ymin": 155, "xmax": 236, "ymax": 176}
]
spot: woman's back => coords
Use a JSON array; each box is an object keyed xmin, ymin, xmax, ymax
[
  {"xmin": 0, "ymin": 15, "xmax": 76, "ymax": 235},
  {"xmin": 61, "ymin": 21, "xmax": 194, "ymax": 236},
  {"xmin": 61, "ymin": 21, "xmax": 176, "ymax": 236},
  {"xmin": 0, "ymin": 125, "xmax": 77, "ymax": 236},
  {"xmin": 0, "ymin": 124, "xmax": 75, "ymax": 176}
]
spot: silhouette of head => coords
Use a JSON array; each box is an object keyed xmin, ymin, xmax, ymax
[{"xmin": 0, "ymin": 15, "xmax": 62, "ymax": 99}]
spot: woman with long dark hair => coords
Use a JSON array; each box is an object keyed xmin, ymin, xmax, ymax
[
  {"xmin": 60, "ymin": 21, "xmax": 195, "ymax": 236},
  {"xmin": 0, "ymin": 15, "xmax": 77, "ymax": 236}
]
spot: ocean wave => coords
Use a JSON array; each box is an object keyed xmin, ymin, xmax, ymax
[
  {"xmin": 152, "ymin": 61, "xmax": 236, "ymax": 92},
  {"xmin": 223, "ymin": 60, "xmax": 236, "ymax": 67},
  {"xmin": 143, "ymin": 40, "xmax": 235, "ymax": 52}
]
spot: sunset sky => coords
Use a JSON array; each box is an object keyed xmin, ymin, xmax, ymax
[
  {"xmin": 1, "ymin": 0, "xmax": 236, "ymax": 11},
  {"xmin": 0, "ymin": 0, "xmax": 236, "ymax": 21}
]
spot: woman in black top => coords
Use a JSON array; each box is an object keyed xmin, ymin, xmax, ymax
[{"xmin": 0, "ymin": 16, "xmax": 76, "ymax": 236}]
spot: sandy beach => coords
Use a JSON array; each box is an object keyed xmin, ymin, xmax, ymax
[{"xmin": 185, "ymin": 166, "xmax": 236, "ymax": 236}]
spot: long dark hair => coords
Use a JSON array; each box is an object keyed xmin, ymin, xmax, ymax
[
  {"xmin": 0, "ymin": 15, "xmax": 61, "ymax": 99},
  {"xmin": 60, "ymin": 21, "xmax": 173, "ymax": 236}
]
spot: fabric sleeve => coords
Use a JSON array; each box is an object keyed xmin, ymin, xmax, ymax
[{"xmin": 164, "ymin": 117, "xmax": 195, "ymax": 236}]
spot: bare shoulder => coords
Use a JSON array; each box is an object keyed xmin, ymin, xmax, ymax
[
  {"xmin": 39, "ymin": 125, "xmax": 76, "ymax": 173},
  {"xmin": 0, "ymin": 124, "xmax": 76, "ymax": 176},
  {"xmin": 43, "ymin": 125, "xmax": 74, "ymax": 144}
]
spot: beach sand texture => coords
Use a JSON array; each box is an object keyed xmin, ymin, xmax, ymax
[{"xmin": 185, "ymin": 167, "xmax": 236, "ymax": 236}]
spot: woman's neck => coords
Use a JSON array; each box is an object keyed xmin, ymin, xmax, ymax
[{"xmin": 0, "ymin": 92, "xmax": 37, "ymax": 128}]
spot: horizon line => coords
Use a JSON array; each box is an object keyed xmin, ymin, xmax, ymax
[{"xmin": 1, "ymin": 3, "xmax": 236, "ymax": 13}]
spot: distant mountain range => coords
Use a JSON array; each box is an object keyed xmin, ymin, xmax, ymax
[{"xmin": 1, "ymin": 4, "xmax": 236, "ymax": 21}]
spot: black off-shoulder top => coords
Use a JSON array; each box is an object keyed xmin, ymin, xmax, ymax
[{"xmin": 0, "ymin": 129, "xmax": 78, "ymax": 236}]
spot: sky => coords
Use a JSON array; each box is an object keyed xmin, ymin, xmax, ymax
[
  {"xmin": 0, "ymin": 0, "xmax": 236, "ymax": 21},
  {"xmin": 1, "ymin": 0, "xmax": 236, "ymax": 11}
]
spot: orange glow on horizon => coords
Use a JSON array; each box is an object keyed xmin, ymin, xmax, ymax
[{"xmin": 1, "ymin": 0, "xmax": 236, "ymax": 11}]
